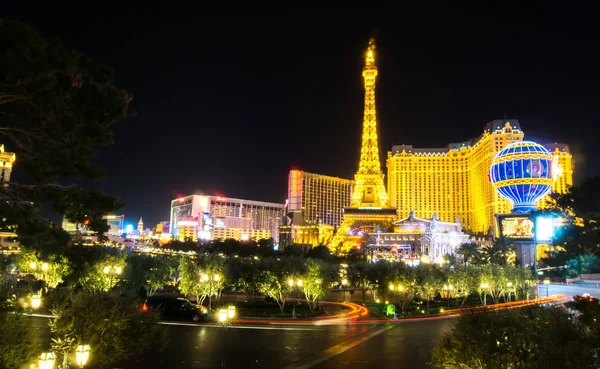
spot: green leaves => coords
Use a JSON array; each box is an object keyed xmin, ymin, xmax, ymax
[
  {"xmin": 431, "ymin": 306, "xmax": 598, "ymax": 369},
  {"xmin": 50, "ymin": 290, "xmax": 165, "ymax": 367}
]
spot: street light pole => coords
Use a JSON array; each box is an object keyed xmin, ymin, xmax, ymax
[
  {"xmin": 219, "ymin": 306, "xmax": 236, "ymax": 368},
  {"xmin": 543, "ymin": 279, "xmax": 550, "ymax": 298},
  {"xmin": 507, "ymin": 282, "xmax": 513, "ymax": 302},
  {"xmin": 341, "ymin": 278, "xmax": 348, "ymax": 302}
]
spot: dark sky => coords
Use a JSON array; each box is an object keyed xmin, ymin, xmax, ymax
[{"xmin": 7, "ymin": 5, "xmax": 599, "ymax": 227}]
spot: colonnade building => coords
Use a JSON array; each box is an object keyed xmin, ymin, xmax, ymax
[{"xmin": 386, "ymin": 120, "xmax": 573, "ymax": 234}]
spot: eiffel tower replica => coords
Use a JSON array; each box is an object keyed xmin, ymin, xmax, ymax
[{"xmin": 329, "ymin": 39, "xmax": 397, "ymax": 253}]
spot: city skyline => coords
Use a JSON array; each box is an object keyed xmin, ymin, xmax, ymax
[{"xmin": 4, "ymin": 7, "xmax": 598, "ymax": 226}]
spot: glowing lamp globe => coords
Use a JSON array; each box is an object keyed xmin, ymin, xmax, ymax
[{"xmin": 489, "ymin": 141, "xmax": 555, "ymax": 213}]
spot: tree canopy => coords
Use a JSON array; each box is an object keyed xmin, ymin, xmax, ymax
[{"xmin": 0, "ymin": 19, "xmax": 133, "ymax": 248}]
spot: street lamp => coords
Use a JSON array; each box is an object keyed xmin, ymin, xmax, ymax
[
  {"xmin": 218, "ymin": 306, "xmax": 235, "ymax": 368},
  {"xmin": 75, "ymin": 344, "xmax": 90, "ymax": 368},
  {"xmin": 41, "ymin": 262, "xmax": 49, "ymax": 272},
  {"xmin": 38, "ymin": 352, "xmax": 56, "ymax": 369},
  {"xmin": 543, "ymin": 279, "xmax": 550, "ymax": 297},
  {"xmin": 341, "ymin": 278, "xmax": 348, "ymax": 302},
  {"xmin": 507, "ymin": 282, "xmax": 513, "ymax": 302},
  {"xmin": 288, "ymin": 278, "xmax": 302, "ymax": 318},
  {"xmin": 480, "ymin": 283, "xmax": 489, "ymax": 307},
  {"xmin": 30, "ymin": 294, "xmax": 42, "ymax": 310}
]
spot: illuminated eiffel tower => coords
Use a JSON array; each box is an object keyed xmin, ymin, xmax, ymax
[{"xmin": 329, "ymin": 39, "xmax": 397, "ymax": 253}]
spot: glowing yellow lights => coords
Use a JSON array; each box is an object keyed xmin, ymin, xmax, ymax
[
  {"xmin": 75, "ymin": 344, "xmax": 91, "ymax": 368},
  {"xmin": 480, "ymin": 283, "xmax": 489, "ymax": 289},
  {"xmin": 30, "ymin": 261, "xmax": 37, "ymax": 270},
  {"xmin": 227, "ymin": 305, "xmax": 236, "ymax": 319},
  {"xmin": 329, "ymin": 39, "xmax": 394, "ymax": 252},
  {"xmin": 41, "ymin": 262, "xmax": 49, "ymax": 271},
  {"xmin": 30, "ymin": 294, "xmax": 42, "ymax": 309},
  {"xmin": 38, "ymin": 352, "xmax": 56, "ymax": 369},
  {"xmin": 218, "ymin": 309, "xmax": 227, "ymax": 323}
]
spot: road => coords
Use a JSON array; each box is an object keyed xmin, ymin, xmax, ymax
[
  {"xmin": 28, "ymin": 316, "xmax": 453, "ymax": 369},
  {"xmin": 540, "ymin": 282, "xmax": 600, "ymax": 299}
]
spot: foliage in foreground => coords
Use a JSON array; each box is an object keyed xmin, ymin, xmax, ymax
[
  {"xmin": 50, "ymin": 290, "xmax": 166, "ymax": 367},
  {"xmin": 0, "ymin": 282, "xmax": 41, "ymax": 369},
  {"xmin": 431, "ymin": 306, "xmax": 598, "ymax": 369}
]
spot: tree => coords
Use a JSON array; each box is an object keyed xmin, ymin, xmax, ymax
[
  {"xmin": 0, "ymin": 282, "xmax": 40, "ymax": 369},
  {"xmin": 347, "ymin": 260, "xmax": 376, "ymax": 303},
  {"xmin": 431, "ymin": 306, "xmax": 598, "ymax": 369},
  {"xmin": 306, "ymin": 245, "xmax": 333, "ymax": 261},
  {"xmin": 540, "ymin": 177, "xmax": 600, "ymax": 263},
  {"xmin": 78, "ymin": 252, "xmax": 126, "ymax": 292},
  {"xmin": 230, "ymin": 259, "xmax": 265, "ymax": 300},
  {"xmin": 257, "ymin": 257, "xmax": 303, "ymax": 315},
  {"xmin": 178, "ymin": 257, "xmax": 206, "ymax": 304},
  {"xmin": 125, "ymin": 254, "xmax": 177, "ymax": 296},
  {"xmin": 301, "ymin": 259, "xmax": 334, "ymax": 311},
  {"xmin": 448, "ymin": 267, "xmax": 479, "ymax": 307},
  {"xmin": 456, "ymin": 243, "xmax": 481, "ymax": 266},
  {"xmin": 17, "ymin": 248, "xmax": 71, "ymax": 288},
  {"xmin": 49, "ymin": 290, "xmax": 165, "ymax": 367},
  {"xmin": 0, "ymin": 19, "xmax": 132, "ymax": 251},
  {"xmin": 416, "ymin": 265, "xmax": 445, "ymax": 314},
  {"xmin": 566, "ymin": 253, "xmax": 599, "ymax": 276}
]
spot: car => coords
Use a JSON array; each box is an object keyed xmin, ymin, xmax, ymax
[{"xmin": 142, "ymin": 296, "xmax": 207, "ymax": 322}]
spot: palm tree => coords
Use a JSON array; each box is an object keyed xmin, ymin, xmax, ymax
[{"xmin": 456, "ymin": 243, "xmax": 481, "ymax": 266}]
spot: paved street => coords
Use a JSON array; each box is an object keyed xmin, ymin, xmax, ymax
[
  {"xmin": 541, "ymin": 282, "xmax": 600, "ymax": 300},
  {"xmin": 28, "ymin": 316, "xmax": 453, "ymax": 369}
]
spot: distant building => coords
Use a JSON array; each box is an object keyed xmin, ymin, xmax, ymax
[
  {"xmin": 287, "ymin": 170, "xmax": 354, "ymax": 228},
  {"xmin": 386, "ymin": 120, "xmax": 573, "ymax": 234},
  {"xmin": 169, "ymin": 195, "xmax": 284, "ymax": 242},
  {"xmin": 0, "ymin": 144, "xmax": 16, "ymax": 182},
  {"xmin": 156, "ymin": 221, "xmax": 170, "ymax": 234},
  {"xmin": 104, "ymin": 215, "xmax": 125, "ymax": 235},
  {"xmin": 367, "ymin": 210, "xmax": 470, "ymax": 263},
  {"xmin": 62, "ymin": 214, "xmax": 126, "ymax": 235},
  {"xmin": 137, "ymin": 217, "xmax": 144, "ymax": 235},
  {"xmin": 279, "ymin": 211, "xmax": 334, "ymax": 250}
]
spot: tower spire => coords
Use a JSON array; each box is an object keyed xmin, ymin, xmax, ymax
[{"xmin": 350, "ymin": 39, "xmax": 389, "ymax": 207}]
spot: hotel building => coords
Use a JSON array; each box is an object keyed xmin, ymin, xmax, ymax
[
  {"xmin": 386, "ymin": 120, "xmax": 573, "ymax": 234},
  {"xmin": 0, "ymin": 144, "xmax": 15, "ymax": 182},
  {"xmin": 169, "ymin": 195, "xmax": 284, "ymax": 242},
  {"xmin": 287, "ymin": 170, "xmax": 354, "ymax": 228}
]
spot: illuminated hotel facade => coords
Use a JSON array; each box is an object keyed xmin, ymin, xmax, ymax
[
  {"xmin": 386, "ymin": 120, "xmax": 573, "ymax": 234},
  {"xmin": 169, "ymin": 195, "xmax": 284, "ymax": 242},
  {"xmin": 0, "ymin": 144, "xmax": 15, "ymax": 182},
  {"xmin": 0, "ymin": 144, "xmax": 17, "ymax": 248},
  {"xmin": 287, "ymin": 170, "xmax": 354, "ymax": 227}
]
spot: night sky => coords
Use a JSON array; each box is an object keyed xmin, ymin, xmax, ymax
[{"xmin": 6, "ymin": 6, "xmax": 599, "ymax": 227}]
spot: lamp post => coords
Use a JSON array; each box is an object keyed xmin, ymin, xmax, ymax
[
  {"xmin": 38, "ymin": 352, "xmax": 56, "ymax": 369},
  {"xmin": 103, "ymin": 265, "xmax": 122, "ymax": 290},
  {"xmin": 288, "ymin": 278, "xmax": 302, "ymax": 318},
  {"xmin": 507, "ymin": 282, "xmax": 513, "ymax": 302},
  {"xmin": 389, "ymin": 283, "xmax": 404, "ymax": 314},
  {"xmin": 75, "ymin": 344, "xmax": 90, "ymax": 368},
  {"xmin": 543, "ymin": 279, "xmax": 550, "ymax": 298},
  {"xmin": 218, "ymin": 305, "xmax": 235, "ymax": 368},
  {"xmin": 480, "ymin": 283, "xmax": 489, "ymax": 307},
  {"xmin": 341, "ymin": 278, "xmax": 348, "ymax": 302}
]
